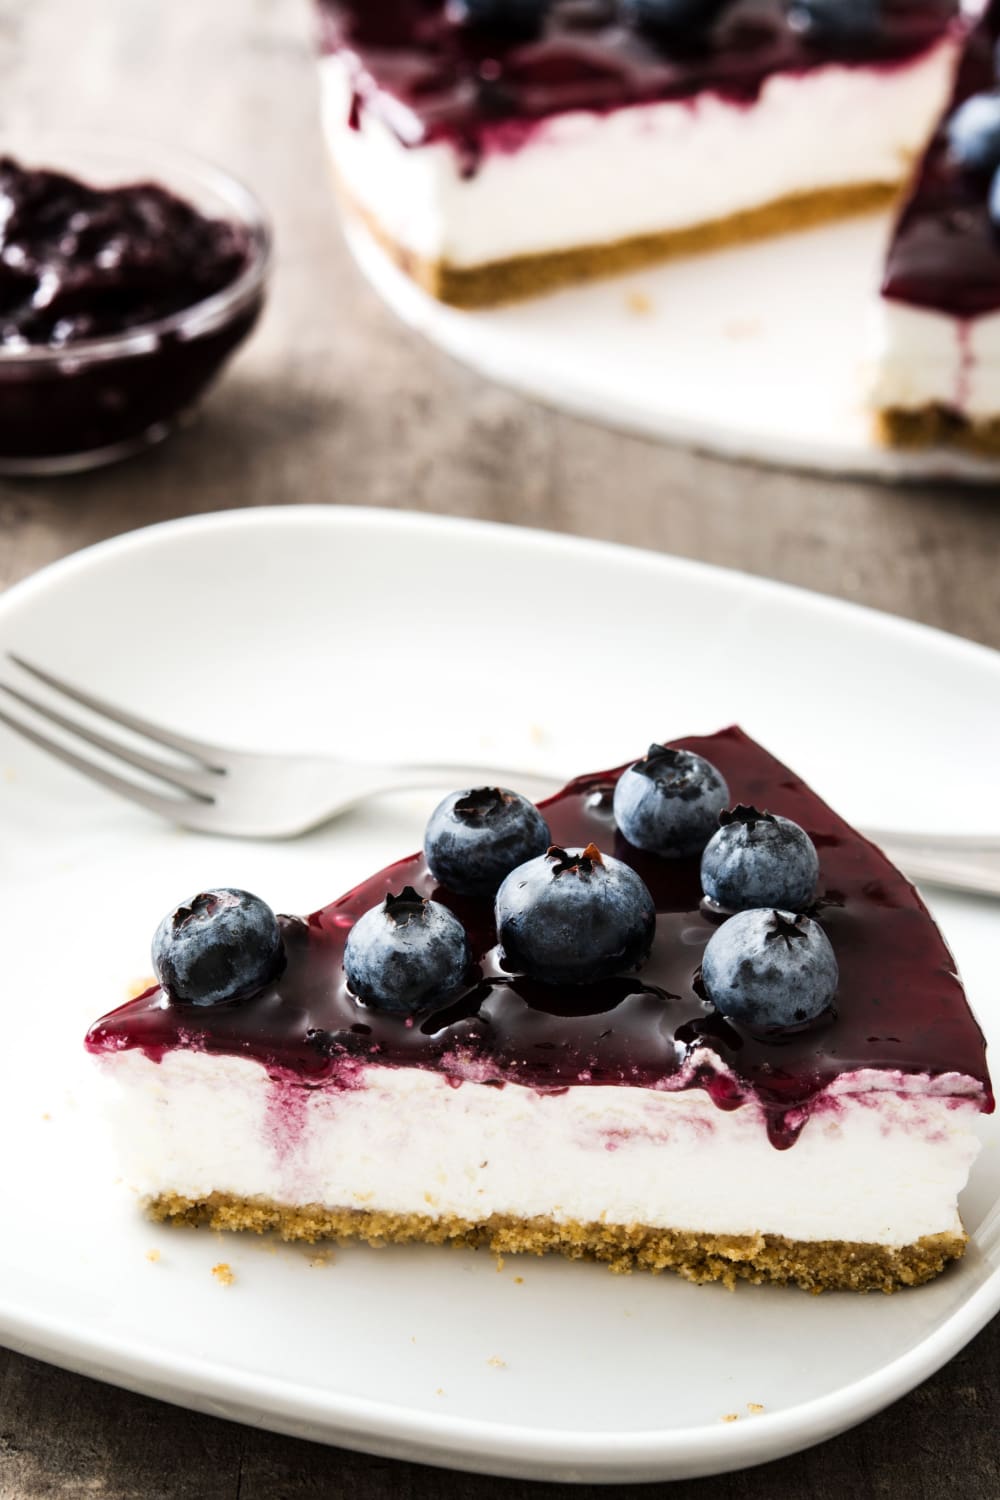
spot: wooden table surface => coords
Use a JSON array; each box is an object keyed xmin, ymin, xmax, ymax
[{"xmin": 2, "ymin": 1, "xmax": 1000, "ymax": 1494}]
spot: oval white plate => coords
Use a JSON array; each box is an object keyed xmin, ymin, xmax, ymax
[
  {"xmin": 0, "ymin": 506, "xmax": 998, "ymax": 1484},
  {"xmin": 346, "ymin": 216, "xmax": 1000, "ymax": 485}
]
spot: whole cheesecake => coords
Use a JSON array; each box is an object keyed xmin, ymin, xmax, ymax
[
  {"xmin": 315, "ymin": 0, "xmax": 961, "ymax": 307},
  {"xmin": 86, "ymin": 728, "xmax": 992, "ymax": 1293}
]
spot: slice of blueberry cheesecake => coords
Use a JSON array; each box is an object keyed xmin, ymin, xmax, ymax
[
  {"xmin": 316, "ymin": 0, "xmax": 962, "ymax": 305},
  {"xmin": 86, "ymin": 727, "xmax": 992, "ymax": 1292}
]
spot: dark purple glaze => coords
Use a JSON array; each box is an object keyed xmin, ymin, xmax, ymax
[
  {"xmin": 882, "ymin": 0, "xmax": 1000, "ymax": 316},
  {"xmin": 0, "ymin": 157, "xmax": 265, "ymax": 468},
  {"xmin": 0, "ymin": 157, "xmax": 252, "ymax": 348},
  {"xmin": 86, "ymin": 727, "xmax": 993, "ymax": 1148},
  {"xmin": 317, "ymin": 0, "xmax": 956, "ymax": 163}
]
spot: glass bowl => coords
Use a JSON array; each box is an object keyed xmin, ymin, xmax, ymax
[{"xmin": 0, "ymin": 136, "xmax": 272, "ymax": 476}]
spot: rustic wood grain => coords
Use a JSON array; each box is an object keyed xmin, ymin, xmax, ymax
[{"xmin": 1, "ymin": 0, "xmax": 999, "ymax": 1494}]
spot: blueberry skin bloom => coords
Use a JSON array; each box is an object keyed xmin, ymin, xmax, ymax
[
  {"xmin": 495, "ymin": 843, "xmax": 655, "ymax": 986},
  {"xmin": 947, "ymin": 93, "xmax": 1000, "ymax": 173},
  {"xmin": 152, "ymin": 888, "xmax": 285, "ymax": 1007},
  {"xmin": 701, "ymin": 805, "xmax": 819, "ymax": 913},
  {"xmin": 701, "ymin": 909, "xmax": 838, "ymax": 1030},
  {"xmin": 424, "ymin": 786, "xmax": 550, "ymax": 898},
  {"xmin": 344, "ymin": 887, "xmax": 470, "ymax": 1015},
  {"xmin": 788, "ymin": 0, "xmax": 881, "ymax": 42},
  {"xmin": 613, "ymin": 744, "xmax": 730, "ymax": 858}
]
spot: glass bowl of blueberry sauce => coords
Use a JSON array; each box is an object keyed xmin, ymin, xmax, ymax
[{"xmin": 0, "ymin": 137, "xmax": 271, "ymax": 475}]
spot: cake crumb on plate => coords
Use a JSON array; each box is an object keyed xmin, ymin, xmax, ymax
[{"xmin": 211, "ymin": 1262, "xmax": 235, "ymax": 1286}]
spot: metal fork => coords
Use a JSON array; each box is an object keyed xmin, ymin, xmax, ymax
[{"xmin": 1, "ymin": 653, "xmax": 999, "ymax": 897}]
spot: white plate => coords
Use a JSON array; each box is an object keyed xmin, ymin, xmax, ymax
[
  {"xmin": 347, "ymin": 216, "xmax": 1000, "ymax": 485},
  {"xmin": 1, "ymin": 506, "xmax": 998, "ymax": 1485}
]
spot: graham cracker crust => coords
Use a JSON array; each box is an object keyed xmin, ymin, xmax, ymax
[
  {"xmin": 346, "ymin": 180, "xmax": 897, "ymax": 308},
  {"xmin": 879, "ymin": 404, "xmax": 1000, "ymax": 457},
  {"xmin": 151, "ymin": 1193, "xmax": 965, "ymax": 1294}
]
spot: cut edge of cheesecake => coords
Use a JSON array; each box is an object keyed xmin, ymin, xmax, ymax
[
  {"xmin": 878, "ymin": 404, "xmax": 1000, "ymax": 455},
  {"xmin": 343, "ymin": 178, "xmax": 900, "ymax": 310}
]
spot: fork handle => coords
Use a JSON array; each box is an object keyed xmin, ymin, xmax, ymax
[{"xmin": 871, "ymin": 840, "xmax": 1000, "ymax": 899}]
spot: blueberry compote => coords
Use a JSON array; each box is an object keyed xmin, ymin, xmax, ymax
[
  {"xmin": 882, "ymin": 0, "xmax": 1000, "ymax": 316},
  {"xmin": 0, "ymin": 156, "xmax": 264, "ymax": 470},
  {"xmin": 87, "ymin": 728, "xmax": 993, "ymax": 1149},
  {"xmin": 317, "ymin": 0, "xmax": 956, "ymax": 168}
]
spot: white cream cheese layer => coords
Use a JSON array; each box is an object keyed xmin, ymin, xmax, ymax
[
  {"xmin": 321, "ymin": 41, "xmax": 956, "ymax": 269},
  {"xmin": 870, "ymin": 298, "xmax": 1000, "ymax": 417},
  {"xmin": 98, "ymin": 1050, "xmax": 982, "ymax": 1248}
]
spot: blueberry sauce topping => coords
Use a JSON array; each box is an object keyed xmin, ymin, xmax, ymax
[
  {"xmin": 424, "ymin": 785, "xmax": 550, "ymax": 895},
  {"xmin": 0, "ymin": 156, "xmax": 252, "ymax": 349},
  {"xmin": 495, "ymin": 842, "xmax": 656, "ymax": 984},
  {"xmin": 882, "ymin": 0, "xmax": 1000, "ymax": 316},
  {"xmin": 701, "ymin": 907, "xmax": 838, "ymax": 1029},
  {"xmin": 344, "ymin": 886, "xmax": 471, "ymax": 1013},
  {"xmin": 318, "ymin": 0, "xmax": 956, "ymax": 169},
  {"xmin": 701, "ymin": 804, "xmax": 819, "ymax": 912},
  {"xmin": 87, "ymin": 728, "xmax": 992, "ymax": 1149}
]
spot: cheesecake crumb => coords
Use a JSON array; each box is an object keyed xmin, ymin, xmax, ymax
[
  {"xmin": 747, "ymin": 1403, "xmax": 765, "ymax": 1415},
  {"xmin": 211, "ymin": 1262, "xmax": 235, "ymax": 1286},
  {"xmin": 723, "ymin": 317, "xmax": 761, "ymax": 341},
  {"xmin": 146, "ymin": 1249, "xmax": 161, "ymax": 1263},
  {"xmin": 495, "ymin": 1255, "xmax": 505, "ymax": 1272},
  {"xmin": 487, "ymin": 1355, "xmax": 507, "ymax": 1369},
  {"xmin": 514, "ymin": 1276, "xmax": 524, "ymax": 1285},
  {"xmin": 722, "ymin": 1413, "xmax": 739, "ymax": 1424},
  {"xmin": 308, "ymin": 1250, "xmax": 333, "ymax": 1268},
  {"xmin": 423, "ymin": 1191, "xmax": 438, "ymax": 1207},
  {"xmin": 626, "ymin": 289, "xmax": 652, "ymax": 316}
]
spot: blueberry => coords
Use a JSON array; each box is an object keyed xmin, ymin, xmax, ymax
[
  {"xmin": 787, "ymin": 0, "xmax": 881, "ymax": 43},
  {"xmin": 701, "ymin": 908, "xmax": 837, "ymax": 1029},
  {"xmin": 448, "ymin": 0, "xmax": 550, "ymax": 37},
  {"xmin": 344, "ymin": 887, "xmax": 470, "ymax": 1014},
  {"xmin": 620, "ymin": 0, "xmax": 728, "ymax": 38},
  {"xmin": 701, "ymin": 805, "xmax": 819, "ymax": 912},
  {"xmin": 990, "ymin": 163, "xmax": 1000, "ymax": 229},
  {"xmin": 613, "ymin": 744, "xmax": 729, "ymax": 858},
  {"xmin": 152, "ymin": 888, "xmax": 284, "ymax": 1007},
  {"xmin": 424, "ymin": 786, "xmax": 550, "ymax": 897},
  {"xmin": 495, "ymin": 843, "xmax": 655, "ymax": 985},
  {"xmin": 946, "ymin": 92, "xmax": 1000, "ymax": 174}
]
